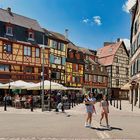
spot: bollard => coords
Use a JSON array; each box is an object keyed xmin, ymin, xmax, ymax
[
  {"xmin": 114, "ymin": 99, "xmax": 115, "ymax": 107},
  {"xmin": 30, "ymin": 96, "xmax": 33, "ymax": 112},
  {"xmin": 69, "ymin": 100, "xmax": 71, "ymax": 109},
  {"xmin": 4, "ymin": 98, "xmax": 7, "ymax": 111},
  {"xmin": 120, "ymin": 99, "xmax": 122, "ymax": 110},
  {"xmin": 116, "ymin": 99, "xmax": 118, "ymax": 109}
]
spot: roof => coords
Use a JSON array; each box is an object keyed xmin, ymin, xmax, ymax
[
  {"xmin": 78, "ymin": 47, "xmax": 93, "ymax": 55},
  {"xmin": 43, "ymin": 29, "xmax": 69, "ymax": 43},
  {"xmin": 97, "ymin": 41, "xmax": 122, "ymax": 58},
  {"xmin": 98, "ymin": 55, "xmax": 114, "ymax": 66},
  {"xmin": 68, "ymin": 42, "xmax": 79, "ymax": 51},
  {"xmin": 97, "ymin": 41, "xmax": 124, "ymax": 66},
  {"xmin": 0, "ymin": 8, "xmax": 43, "ymax": 32}
]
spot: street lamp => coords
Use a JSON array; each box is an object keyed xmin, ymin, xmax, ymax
[{"xmin": 39, "ymin": 35, "xmax": 48, "ymax": 112}]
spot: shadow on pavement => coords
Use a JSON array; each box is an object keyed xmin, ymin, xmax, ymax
[{"xmin": 91, "ymin": 126, "xmax": 123, "ymax": 131}]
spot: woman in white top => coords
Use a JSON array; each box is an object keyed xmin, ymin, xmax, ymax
[
  {"xmin": 100, "ymin": 95, "xmax": 110, "ymax": 128},
  {"xmin": 84, "ymin": 92, "xmax": 96, "ymax": 128}
]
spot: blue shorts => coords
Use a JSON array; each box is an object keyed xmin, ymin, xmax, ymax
[{"xmin": 86, "ymin": 105, "xmax": 94, "ymax": 113}]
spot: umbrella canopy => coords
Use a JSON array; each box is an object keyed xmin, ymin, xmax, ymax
[
  {"xmin": 66, "ymin": 87, "xmax": 82, "ymax": 90},
  {"xmin": 27, "ymin": 80, "xmax": 66, "ymax": 90},
  {"xmin": 0, "ymin": 83, "xmax": 5, "ymax": 89},
  {"xmin": 0, "ymin": 80, "xmax": 35, "ymax": 89}
]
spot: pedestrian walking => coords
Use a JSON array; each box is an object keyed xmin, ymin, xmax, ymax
[
  {"xmin": 84, "ymin": 92, "xmax": 96, "ymax": 128},
  {"xmin": 99, "ymin": 95, "xmax": 110, "ymax": 128}
]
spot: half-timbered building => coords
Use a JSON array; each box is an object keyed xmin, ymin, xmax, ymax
[
  {"xmin": 43, "ymin": 29, "xmax": 68, "ymax": 85},
  {"xmin": 0, "ymin": 8, "xmax": 49, "ymax": 83},
  {"xmin": 79, "ymin": 47, "xmax": 108, "ymax": 94},
  {"xmin": 97, "ymin": 40, "xmax": 129, "ymax": 99},
  {"xmin": 66, "ymin": 43, "xmax": 84, "ymax": 88}
]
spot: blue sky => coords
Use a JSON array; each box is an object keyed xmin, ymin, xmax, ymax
[{"xmin": 0, "ymin": 0, "xmax": 132, "ymax": 50}]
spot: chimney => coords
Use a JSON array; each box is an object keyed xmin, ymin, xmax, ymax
[
  {"xmin": 117, "ymin": 38, "xmax": 121, "ymax": 42},
  {"xmin": 65, "ymin": 29, "xmax": 68, "ymax": 39},
  {"xmin": 104, "ymin": 42, "xmax": 114, "ymax": 46},
  {"xmin": 7, "ymin": 7, "xmax": 11, "ymax": 13}
]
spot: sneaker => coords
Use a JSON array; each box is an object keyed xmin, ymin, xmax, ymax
[
  {"xmin": 100, "ymin": 121, "xmax": 102, "ymax": 126},
  {"xmin": 88, "ymin": 124, "xmax": 91, "ymax": 128},
  {"xmin": 85, "ymin": 123, "xmax": 89, "ymax": 127},
  {"xmin": 107, "ymin": 125, "xmax": 110, "ymax": 129}
]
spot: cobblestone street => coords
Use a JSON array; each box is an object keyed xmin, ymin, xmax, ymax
[{"xmin": 0, "ymin": 102, "xmax": 140, "ymax": 140}]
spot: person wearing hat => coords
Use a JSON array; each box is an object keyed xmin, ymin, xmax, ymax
[{"xmin": 84, "ymin": 92, "xmax": 96, "ymax": 128}]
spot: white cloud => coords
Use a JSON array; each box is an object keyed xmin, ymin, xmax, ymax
[
  {"xmin": 82, "ymin": 18, "xmax": 89, "ymax": 24},
  {"xmin": 121, "ymin": 38, "xmax": 130, "ymax": 50},
  {"xmin": 93, "ymin": 16, "xmax": 102, "ymax": 26},
  {"xmin": 122, "ymin": 0, "xmax": 136, "ymax": 13}
]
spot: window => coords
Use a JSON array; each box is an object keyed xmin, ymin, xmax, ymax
[
  {"xmin": 75, "ymin": 53, "xmax": 80, "ymax": 59},
  {"xmin": 3, "ymin": 43, "xmax": 12, "ymax": 54},
  {"xmin": 126, "ymin": 60, "xmax": 129, "ymax": 65},
  {"xmin": 52, "ymin": 40, "xmax": 57, "ymax": 49},
  {"xmin": 76, "ymin": 64, "xmax": 78, "ymax": 71},
  {"xmin": 116, "ymin": 66, "xmax": 119, "ymax": 74},
  {"xmin": 93, "ymin": 75, "xmax": 97, "ymax": 82},
  {"xmin": 6, "ymin": 26, "xmax": 13, "ymax": 36},
  {"xmin": 35, "ymin": 48, "xmax": 40, "ymax": 57},
  {"xmin": 72, "ymin": 77, "xmax": 75, "ymax": 82},
  {"xmin": 0, "ymin": 65, "xmax": 10, "ymax": 71},
  {"xmin": 28, "ymin": 31, "xmax": 34, "ymax": 40},
  {"xmin": 54, "ymin": 56, "xmax": 61, "ymax": 64},
  {"xmin": 73, "ymin": 64, "xmax": 78, "ymax": 72},
  {"xmin": 138, "ymin": 58, "xmax": 140, "ymax": 72},
  {"xmin": 76, "ymin": 77, "xmax": 80, "ymax": 83},
  {"xmin": 85, "ymin": 64, "xmax": 89, "ymax": 71},
  {"xmin": 60, "ymin": 43, "xmax": 64, "ymax": 51},
  {"xmin": 126, "ymin": 68, "xmax": 129, "ymax": 76},
  {"xmin": 69, "ymin": 52, "xmax": 74, "ymax": 58},
  {"xmin": 98, "ymin": 76, "xmax": 103, "ymax": 83},
  {"xmin": 89, "ymin": 75, "xmax": 92, "ymax": 81},
  {"xmin": 114, "ymin": 57, "xmax": 118, "ymax": 63},
  {"xmin": 58, "ymin": 43, "xmax": 61, "ymax": 50},
  {"xmin": 100, "ymin": 66, "xmax": 103, "ymax": 72},
  {"xmin": 24, "ymin": 67, "xmax": 34, "ymax": 73},
  {"xmin": 51, "ymin": 72, "xmax": 60, "ymax": 80},
  {"xmin": 24, "ymin": 46, "xmax": 31, "ymax": 56},
  {"xmin": 116, "ymin": 79, "xmax": 119, "ymax": 86},
  {"xmin": 85, "ymin": 74, "xmax": 89, "ymax": 82}
]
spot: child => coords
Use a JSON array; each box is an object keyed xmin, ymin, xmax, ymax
[{"xmin": 100, "ymin": 95, "xmax": 110, "ymax": 128}]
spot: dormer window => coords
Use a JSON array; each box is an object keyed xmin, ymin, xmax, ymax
[
  {"xmin": 6, "ymin": 26, "xmax": 13, "ymax": 36},
  {"xmin": 28, "ymin": 29, "xmax": 34, "ymax": 41}
]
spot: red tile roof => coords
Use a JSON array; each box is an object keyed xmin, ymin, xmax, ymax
[{"xmin": 97, "ymin": 41, "xmax": 122, "ymax": 66}]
